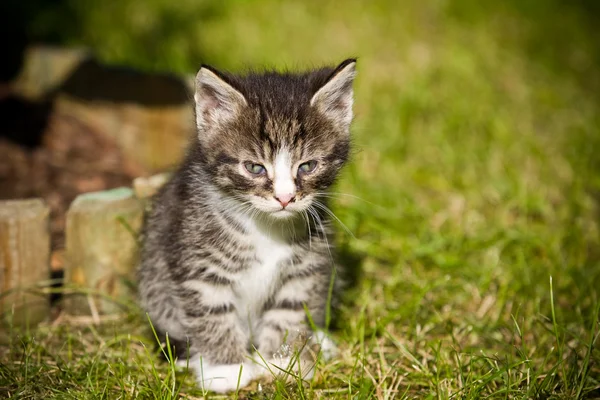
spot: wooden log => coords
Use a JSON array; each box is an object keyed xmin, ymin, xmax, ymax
[
  {"xmin": 0, "ymin": 199, "xmax": 51, "ymax": 327},
  {"xmin": 64, "ymin": 188, "xmax": 144, "ymax": 315}
]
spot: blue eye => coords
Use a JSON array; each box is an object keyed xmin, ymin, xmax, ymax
[
  {"xmin": 298, "ymin": 160, "xmax": 318, "ymax": 174},
  {"xmin": 244, "ymin": 162, "xmax": 266, "ymax": 175}
]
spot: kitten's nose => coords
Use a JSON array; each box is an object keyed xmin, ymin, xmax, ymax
[{"xmin": 275, "ymin": 193, "xmax": 295, "ymax": 208}]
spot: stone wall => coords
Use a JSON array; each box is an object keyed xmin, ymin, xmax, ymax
[
  {"xmin": 1, "ymin": 45, "xmax": 190, "ymax": 326},
  {"xmin": 0, "ymin": 174, "xmax": 168, "ymax": 326}
]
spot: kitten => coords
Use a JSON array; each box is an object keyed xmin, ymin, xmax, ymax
[{"xmin": 138, "ymin": 59, "xmax": 356, "ymax": 393}]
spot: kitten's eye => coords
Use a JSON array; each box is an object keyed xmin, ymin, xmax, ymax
[
  {"xmin": 298, "ymin": 160, "xmax": 318, "ymax": 174},
  {"xmin": 244, "ymin": 162, "xmax": 266, "ymax": 176}
]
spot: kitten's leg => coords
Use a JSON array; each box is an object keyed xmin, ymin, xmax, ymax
[
  {"xmin": 175, "ymin": 285, "xmax": 259, "ymax": 393},
  {"xmin": 139, "ymin": 259, "xmax": 190, "ymax": 359},
  {"xmin": 254, "ymin": 267, "xmax": 336, "ymax": 379}
]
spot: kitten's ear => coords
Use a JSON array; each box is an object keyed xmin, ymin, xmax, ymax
[
  {"xmin": 194, "ymin": 65, "xmax": 247, "ymax": 132},
  {"xmin": 310, "ymin": 59, "xmax": 357, "ymax": 129}
]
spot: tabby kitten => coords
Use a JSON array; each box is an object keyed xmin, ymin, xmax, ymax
[{"xmin": 138, "ymin": 59, "xmax": 356, "ymax": 393}]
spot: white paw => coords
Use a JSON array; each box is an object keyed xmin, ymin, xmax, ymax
[
  {"xmin": 184, "ymin": 355, "xmax": 260, "ymax": 393},
  {"xmin": 312, "ymin": 330, "xmax": 338, "ymax": 361},
  {"xmin": 255, "ymin": 353, "xmax": 315, "ymax": 380},
  {"xmin": 253, "ymin": 330, "xmax": 337, "ymax": 381},
  {"xmin": 175, "ymin": 357, "xmax": 189, "ymax": 368}
]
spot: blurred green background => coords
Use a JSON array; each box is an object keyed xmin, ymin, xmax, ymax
[{"xmin": 2, "ymin": 0, "xmax": 599, "ymax": 397}]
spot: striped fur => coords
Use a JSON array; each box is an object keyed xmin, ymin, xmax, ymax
[{"xmin": 138, "ymin": 59, "xmax": 356, "ymax": 392}]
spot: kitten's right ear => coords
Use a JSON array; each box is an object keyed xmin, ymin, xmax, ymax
[
  {"xmin": 310, "ymin": 59, "xmax": 357, "ymax": 130},
  {"xmin": 195, "ymin": 66, "xmax": 247, "ymax": 132}
]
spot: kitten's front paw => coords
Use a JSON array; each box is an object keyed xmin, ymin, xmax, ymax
[
  {"xmin": 185, "ymin": 356, "xmax": 260, "ymax": 393},
  {"xmin": 175, "ymin": 357, "xmax": 190, "ymax": 368},
  {"xmin": 262, "ymin": 354, "xmax": 316, "ymax": 380},
  {"xmin": 312, "ymin": 330, "xmax": 338, "ymax": 361},
  {"xmin": 255, "ymin": 329, "xmax": 337, "ymax": 381}
]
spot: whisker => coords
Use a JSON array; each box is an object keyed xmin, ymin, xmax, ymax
[
  {"xmin": 301, "ymin": 210, "xmax": 313, "ymax": 250},
  {"xmin": 315, "ymin": 191, "xmax": 381, "ymax": 208},
  {"xmin": 308, "ymin": 205, "xmax": 333, "ymax": 264},
  {"xmin": 311, "ymin": 200, "xmax": 355, "ymax": 239}
]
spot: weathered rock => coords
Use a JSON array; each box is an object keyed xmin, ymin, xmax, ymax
[
  {"xmin": 64, "ymin": 188, "xmax": 144, "ymax": 315},
  {"xmin": 13, "ymin": 46, "xmax": 90, "ymax": 101},
  {"xmin": 13, "ymin": 46, "xmax": 196, "ymax": 173},
  {"xmin": 132, "ymin": 173, "xmax": 171, "ymax": 199},
  {"xmin": 0, "ymin": 199, "xmax": 50, "ymax": 327},
  {"xmin": 55, "ymin": 96, "xmax": 193, "ymax": 172}
]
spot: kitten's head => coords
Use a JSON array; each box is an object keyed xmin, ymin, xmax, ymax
[{"xmin": 194, "ymin": 59, "xmax": 356, "ymax": 219}]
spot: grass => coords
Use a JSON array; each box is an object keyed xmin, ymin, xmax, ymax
[{"xmin": 2, "ymin": 0, "xmax": 600, "ymax": 398}]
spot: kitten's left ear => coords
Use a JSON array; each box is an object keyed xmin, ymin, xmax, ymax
[{"xmin": 310, "ymin": 58, "xmax": 357, "ymax": 129}]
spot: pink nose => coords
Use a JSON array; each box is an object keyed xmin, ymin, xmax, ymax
[{"xmin": 275, "ymin": 193, "xmax": 295, "ymax": 208}]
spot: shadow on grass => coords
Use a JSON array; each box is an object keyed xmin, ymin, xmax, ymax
[{"xmin": 330, "ymin": 241, "xmax": 365, "ymax": 330}]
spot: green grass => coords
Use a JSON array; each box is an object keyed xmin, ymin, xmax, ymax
[{"xmin": 3, "ymin": 0, "xmax": 600, "ymax": 398}]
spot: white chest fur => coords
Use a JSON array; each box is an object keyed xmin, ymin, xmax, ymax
[{"xmin": 232, "ymin": 220, "xmax": 293, "ymax": 332}]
